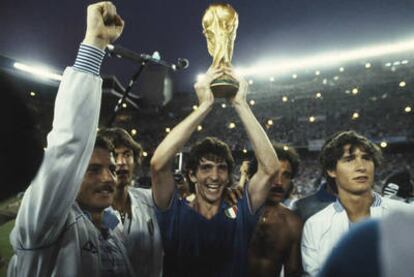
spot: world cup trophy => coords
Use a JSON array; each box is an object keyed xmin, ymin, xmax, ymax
[{"xmin": 202, "ymin": 3, "xmax": 239, "ymax": 98}]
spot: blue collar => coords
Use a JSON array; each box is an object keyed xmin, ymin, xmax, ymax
[
  {"xmin": 83, "ymin": 209, "xmax": 119, "ymax": 230},
  {"xmin": 334, "ymin": 192, "xmax": 382, "ymax": 212}
]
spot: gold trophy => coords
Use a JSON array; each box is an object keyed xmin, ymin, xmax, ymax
[{"xmin": 202, "ymin": 3, "xmax": 239, "ymax": 98}]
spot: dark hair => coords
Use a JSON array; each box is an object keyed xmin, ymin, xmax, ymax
[
  {"xmin": 185, "ymin": 137, "xmax": 234, "ymax": 187},
  {"xmin": 248, "ymin": 143, "xmax": 300, "ymax": 179},
  {"xmin": 94, "ymin": 133, "xmax": 115, "ymax": 153},
  {"xmin": 99, "ymin": 128, "xmax": 143, "ymax": 165},
  {"xmin": 320, "ymin": 130, "xmax": 383, "ymax": 187}
]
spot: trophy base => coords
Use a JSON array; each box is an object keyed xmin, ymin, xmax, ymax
[{"xmin": 210, "ymin": 79, "xmax": 239, "ymax": 98}]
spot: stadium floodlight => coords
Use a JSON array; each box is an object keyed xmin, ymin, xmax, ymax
[
  {"xmin": 237, "ymin": 37, "xmax": 414, "ymax": 77},
  {"xmin": 13, "ymin": 62, "xmax": 62, "ymax": 81}
]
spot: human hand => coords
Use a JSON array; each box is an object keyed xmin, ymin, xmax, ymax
[
  {"xmin": 194, "ymin": 67, "xmax": 223, "ymax": 107},
  {"xmin": 83, "ymin": 1, "xmax": 125, "ymax": 50},
  {"xmin": 224, "ymin": 186, "xmax": 244, "ymax": 206},
  {"xmin": 225, "ymin": 68, "xmax": 248, "ymax": 106}
]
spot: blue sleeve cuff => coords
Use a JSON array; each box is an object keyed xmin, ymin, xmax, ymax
[{"xmin": 73, "ymin": 43, "xmax": 105, "ymax": 76}]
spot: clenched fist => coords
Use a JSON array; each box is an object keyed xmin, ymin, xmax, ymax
[{"xmin": 83, "ymin": 1, "xmax": 125, "ymax": 50}]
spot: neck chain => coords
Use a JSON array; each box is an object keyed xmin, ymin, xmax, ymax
[{"xmin": 119, "ymin": 211, "xmax": 127, "ymax": 224}]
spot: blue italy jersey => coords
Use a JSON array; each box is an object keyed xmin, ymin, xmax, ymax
[{"xmin": 156, "ymin": 188, "xmax": 260, "ymax": 277}]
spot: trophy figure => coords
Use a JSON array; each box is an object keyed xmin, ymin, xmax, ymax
[{"xmin": 202, "ymin": 3, "xmax": 239, "ymax": 98}]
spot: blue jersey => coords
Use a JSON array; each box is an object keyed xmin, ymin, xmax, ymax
[{"xmin": 156, "ymin": 189, "xmax": 260, "ymax": 277}]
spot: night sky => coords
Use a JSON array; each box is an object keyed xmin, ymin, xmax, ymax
[{"xmin": 2, "ymin": 0, "xmax": 414, "ymax": 91}]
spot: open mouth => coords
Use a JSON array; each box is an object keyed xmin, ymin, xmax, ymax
[
  {"xmin": 94, "ymin": 184, "xmax": 115, "ymax": 194},
  {"xmin": 353, "ymin": 176, "xmax": 369, "ymax": 182},
  {"xmin": 206, "ymin": 184, "xmax": 221, "ymax": 192}
]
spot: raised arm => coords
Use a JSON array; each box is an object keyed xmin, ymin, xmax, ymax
[
  {"xmin": 228, "ymin": 69, "xmax": 279, "ymax": 212},
  {"xmin": 11, "ymin": 2, "xmax": 124, "ymax": 248},
  {"xmin": 151, "ymin": 68, "xmax": 223, "ymax": 210}
]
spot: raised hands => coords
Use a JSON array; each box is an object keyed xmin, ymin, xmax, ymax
[
  {"xmin": 83, "ymin": 1, "xmax": 125, "ymax": 50},
  {"xmin": 225, "ymin": 67, "xmax": 249, "ymax": 107},
  {"xmin": 194, "ymin": 67, "xmax": 224, "ymax": 106}
]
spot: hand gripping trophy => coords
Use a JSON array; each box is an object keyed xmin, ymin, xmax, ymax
[{"xmin": 202, "ymin": 3, "xmax": 239, "ymax": 98}]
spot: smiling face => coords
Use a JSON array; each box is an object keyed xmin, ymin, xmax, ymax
[
  {"xmin": 327, "ymin": 144, "xmax": 375, "ymax": 196},
  {"xmin": 189, "ymin": 156, "xmax": 229, "ymax": 205},
  {"xmin": 77, "ymin": 147, "xmax": 117, "ymax": 212}
]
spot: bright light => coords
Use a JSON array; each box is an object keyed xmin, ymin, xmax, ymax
[
  {"xmin": 282, "ymin": 96, "xmax": 288, "ymax": 102},
  {"xmin": 30, "ymin": 91, "xmax": 36, "ymax": 97},
  {"xmin": 242, "ymin": 148, "xmax": 248, "ymax": 154},
  {"xmin": 143, "ymin": 151, "xmax": 148, "ymax": 157},
  {"xmin": 315, "ymin": 70, "xmax": 320, "ymax": 76},
  {"xmin": 122, "ymin": 103, "xmax": 127, "ymax": 108},
  {"xmin": 316, "ymin": 92, "xmax": 322, "ymax": 98},
  {"xmin": 14, "ymin": 62, "xmax": 62, "ymax": 81},
  {"xmin": 404, "ymin": 106, "xmax": 412, "ymax": 113},
  {"xmin": 385, "ymin": 62, "xmax": 392, "ymax": 67},
  {"xmin": 193, "ymin": 105, "xmax": 198, "ymax": 110},
  {"xmin": 196, "ymin": 74, "xmax": 205, "ymax": 82},
  {"xmin": 269, "ymin": 77, "xmax": 275, "ymax": 82},
  {"xmin": 249, "ymin": 99, "xmax": 255, "ymax": 106},
  {"xmin": 399, "ymin": 81, "xmax": 406, "ymax": 87},
  {"xmin": 228, "ymin": 122, "xmax": 236, "ymax": 129},
  {"xmin": 401, "ymin": 60, "xmax": 409, "ymax": 64},
  {"xmin": 237, "ymin": 38, "xmax": 414, "ymax": 77},
  {"xmin": 309, "ymin": 116, "xmax": 316, "ymax": 123},
  {"xmin": 221, "ymin": 103, "xmax": 227, "ymax": 108},
  {"xmin": 352, "ymin": 112, "xmax": 360, "ymax": 119},
  {"xmin": 380, "ymin": 141, "xmax": 388, "ymax": 148},
  {"xmin": 283, "ymin": 145, "xmax": 289, "ymax": 151},
  {"xmin": 365, "ymin": 62, "xmax": 371, "ymax": 68},
  {"xmin": 292, "ymin": 73, "xmax": 298, "ymax": 79},
  {"xmin": 339, "ymin": 67, "xmax": 345, "ymax": 72},
  {"xmin": 131, "ymin": 129, "xmax": 137, "ymax": 136},
  {"xmin": 197, "ymin": 125, "xmax": 203, "ymax": 131},
  {"xmin": 352, "ymin": 88, "xmax": 359, "ymax": 95},
  {"xmin": 333, "ymin": 76, "xmax": 339, "ymax": 80},
  {"xmin": 248, "ymin": 80, "xmax": 254, "ymax": 85},
  {"xmin": 165, "ymin": 128, "xmax": 171, "ymax": 133},
  {"xmin": 267, "ymin": 119, "xmax": 273, "ymax": 126}
]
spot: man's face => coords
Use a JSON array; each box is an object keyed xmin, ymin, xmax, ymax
[
  {"xmin": 267, "ymin": 160, "xmax": 293, "ymax": 204},
  {"xmin": 190, "ymin": 157, "xmax": 229, "ymax": 205},
  {"xmin": 77, "ymin": 148, "xmax": 117, "ymax": 211},
  {"xmin": 114, "ymin": 146, "xmax": 135, "ymax": 187},
  {"xmin": 328, "ymin": 145, "xmax": 375, "ymax": 196}
]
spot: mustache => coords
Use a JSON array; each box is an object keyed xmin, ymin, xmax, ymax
[
  {"xmin": 116, "ymin": 169, "xmax": 129, "ymax": 175},
  {"xmin": 270, "ymin": 187, "xmax": 285, "ymax": 194},
  {"xmin": 94, "ymin": 183, "xmax": 115, "ymax": 193}
]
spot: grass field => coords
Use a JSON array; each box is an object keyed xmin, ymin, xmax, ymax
[{"xmin": 0, "ymin": 219, "xmax": 15, "ymax": 276}]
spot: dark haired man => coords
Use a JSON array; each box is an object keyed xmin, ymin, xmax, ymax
[
  {"xmin": 150, "ymin": 67, "xmax": 279, "ymax": 276},
  {"xmin": 8, "ymin": 3, "xmax": 135, "ymax": 276},
  {"xmin": 301, "ymin": 130, "xmax": 408, "ymax": 276},
  {"xmin": 100, "ymin": 127, "xmax": 163, "ymax": 276},
  {"xmin": 247, "ymin": 145, "xmax": 303, "ymax": 277}
]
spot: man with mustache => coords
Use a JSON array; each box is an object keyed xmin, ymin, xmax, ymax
[
  {"xmin": 150, "ymin": 67, "xmax": 279, "ymax": 276},
  {"xmin": 8, "ymin": 2, "xmax": 135, "ymax": 276},
  {"xmin": 247, "ymin": 144, "xmax": 303, "ymax": 277},
  {"xmin": 301, "ymin": 130, "xmax": 409, "ymax": 276},
  {"xmin": 99, "ymin": 128, "xmax": 163, "ymax": 277}
]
